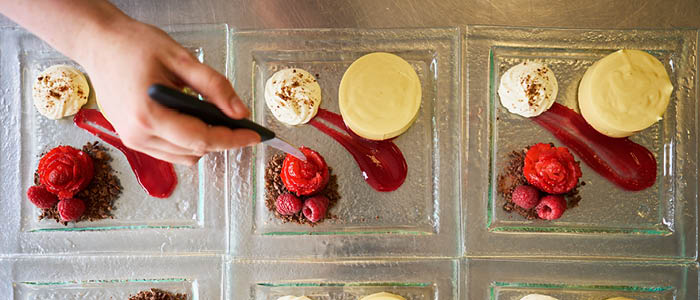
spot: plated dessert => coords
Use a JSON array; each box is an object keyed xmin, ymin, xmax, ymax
[
  {"xmin": 496, "ymin": 49, "xmax": 672, "ymax": 221},
  {"xmin": 262, "ymin": 52, "xmax": 421, "ymax": 226},
  {"xmin": 27, "ymin": 64, "xmax": 179, "ymax": 226}
]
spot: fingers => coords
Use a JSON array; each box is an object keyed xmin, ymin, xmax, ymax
[
  {"xmin": 142, "ymin": 135, "xmax": 201, "ymax": 156},
  {"xmin": 152, "ymin": 104, "xmax": 261, "ymax": 153},
  {"xmin": 139, "ymin": 145, "xmax": 202, "ymax": 166},
  {"xmin": 164, "ymin": 50, "xmax": 250, "ymax": 119},
  {"xmin": 120, "ymin": 132, "xmax": 202, "ymax": 166}
]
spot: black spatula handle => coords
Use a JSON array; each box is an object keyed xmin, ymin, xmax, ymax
[{"xmin": 147, "ymin": 84, "xmax": 274, "ymax": 141}]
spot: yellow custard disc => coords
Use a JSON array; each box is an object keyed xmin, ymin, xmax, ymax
[
  {"xmin": 578, "ymin": 49, "xmax": 673, "ymax": 138},
  {"xmin": 359, "ymin": 292, "xmax": 407, "ymax": 300},
  {"xmin": 339, "ymin": 52, "xmax": 421, "ymax": 140}
]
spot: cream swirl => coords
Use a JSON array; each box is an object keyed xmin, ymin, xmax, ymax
[
  {"xmin": 360, "ymin": 292, "xmax": 406, "ymax": 300},
  {"xmin": 276, "ymin": 296, "xmax": 312, "ymax": 300},
  {"xmin": 498, "ymin": 61, "xmax": 558, "ymax": 118},
  {"xmin": 520, "ymin": 294, "xmax": 559, "ymax": 300},
  {"xmin": 264, "ymin": 68, "xmax": 321, "ymax": 126},
  {"xmin": 32, "ymin": 65, "xmax": 90, "ymax": 120}
]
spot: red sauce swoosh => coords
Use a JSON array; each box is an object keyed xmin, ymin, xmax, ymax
[
  {"xmin": 309, "ymin": 109, "xmax": 407, "ymax": 192},
  {"xmin": 532, "ymin": 103, "xmax": 656, "ymax": 191},
  {"xmin": 74, "ymin": 109, "xmax": 177, "ymax": 198}
]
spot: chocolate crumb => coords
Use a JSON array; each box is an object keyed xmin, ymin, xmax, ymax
[
  {"xmin": 37, "ymin": 141, "xmax": 123, "ymax": 225},
  {"xmin": 128, "ymin": 288, "xmax": 187, "ymax": 300},
  {"xmin": 264, "ymin": 153, "xmax": 340, "ymax": 226},
  {"xmin": 497, "ymin": 149, "xmax": 536, "ymax": 219},
  {"xmin": 497, "ymin": 146, "xmax": 583, "ymax": 220}
]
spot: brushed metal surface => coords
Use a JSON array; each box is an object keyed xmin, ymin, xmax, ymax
[{"xmin": 1, "ymin": 0, "xmax": 699, "ymax": 29}]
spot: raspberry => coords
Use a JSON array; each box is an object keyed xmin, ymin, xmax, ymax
[
  {"xmin": 275, "ymin": 193, "xmax": 302, "ymax": 216},
  {"xmin": 57, "ymin": 198, "xmax": 86, "ymax": 222},
  {"xmin": 280, "ymin": 147, "xmax": 329, "ymax": 196},
  {"xmin": 302, "ymin": 195, "xmax": 329, "ymax": 223},
  {"xmin": 511, "ymin": 185, "xmax": 540, "ymax": 209},
  {"xmin": 26, "ymin": 185, "xmax": 59, "ymax": 209},
  {"xmin": 535, "ymin": 195, "xmax": 567, "ymax": 220}
]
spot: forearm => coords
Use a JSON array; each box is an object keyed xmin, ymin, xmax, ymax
[{"xmin": 0, "ymin": 0, "xmax": 130, "ymax": 61}]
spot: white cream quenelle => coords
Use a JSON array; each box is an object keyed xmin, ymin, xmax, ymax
[
  {"xmin": 578, "ymin": 49, "xmax": 673, "ymax": 137},
  {"xmin": 276, "ymin": 296, "xmax": 312, "ymax": 300},
  {"xmin": 32, "ymin": 64, "xmax": 90, "ymax": 120},
  {"xmin": 498, "ymin": 61, "xmax": 558, "ymax": 118},
  {"xmin": 359, "ymin": 292, "xmax": 406, "ymax": 300},
  {"xmin": 519, "ymin": 294, "xmax": 559, "ymax": 300},
  {"xmin": 264, "ymin": 68, "xmax": 322, "ymax": 126}
]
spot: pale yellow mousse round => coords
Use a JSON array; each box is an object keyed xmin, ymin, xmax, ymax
[
  {"xmin": 359, "ymin": 292, "xmax": 406, "ymax": 300},
  {"xmin": 339, "ymin": 52, "xmax": 421, "ymax": 140},
  {"xmin": 578, "ymin": 49, "xmax": 673, "ymax": 138}
]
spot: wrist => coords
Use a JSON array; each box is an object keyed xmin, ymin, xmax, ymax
[{"xmin": 72, "ymin": 11, "xmax": 134, "ymax": 69}]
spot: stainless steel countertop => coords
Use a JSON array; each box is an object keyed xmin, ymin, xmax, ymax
[{"xmin": 1, "ymin": 0, "xmax": 699, "ymax": 29}]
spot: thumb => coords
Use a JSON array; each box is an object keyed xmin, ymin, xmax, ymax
[{"xmin": 164, "ymin": 50, "xmax": 249, "ymax": 119}]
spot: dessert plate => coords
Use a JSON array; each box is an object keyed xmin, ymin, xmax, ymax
[
  {"xmin": 0, "ymin": 255, "xmax": 223, "ymax": 299},
  {"xmin": 464, "ymin": 259, "xmax": 698, "ymax": 300},
  {"xmin": 0, "ymin": 24, "xmax": 230, "ymax": 254},
  {"xmin": 463, "ymin": 26, "xmax": 698, "ymax": 259},
  {"xmin": 227, "ymin": 28, "xmax": 461, "ymax": 258},
  {"xmin": 227, "ymin": 259, "xmax": 458, "ymax": 299}
]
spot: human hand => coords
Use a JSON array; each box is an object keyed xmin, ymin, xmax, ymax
[{"xmin": 77, "ymin": 18, "xmax": 260, "ymax": 165}]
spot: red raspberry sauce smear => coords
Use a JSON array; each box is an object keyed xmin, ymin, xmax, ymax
[
  {"xmin": 532, "ymin": 103, "xmax": 656, "ymax": 191},
  {"xmin": 309, "ymin": 109, "xmax": 407, "ymax": 192},
  {"xmin": 73, "ymin": 109, "xmax": 177, "ymax": 198}
]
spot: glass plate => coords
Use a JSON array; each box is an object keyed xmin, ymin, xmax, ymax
[
  {"xmin": 463, "ymin": 26, "xmax": 698, "ymax": 259},
  {"xmin": 0, "ymin": 255, "xmax": 223, "ymax": 299},
  {"xmin": 227, "ymin": 259, "xmax": 458, "ymax": 300},
  {"xmin": 228, "ymin": 28, "xmax": 461, "ymax": 258},
  {"xmin": 463, "ymin": 259, "xmax": 699, "ymax": 300},
  {"xmin": 0, "ymin": 24, "xmax": 230, "ymax": 254}
]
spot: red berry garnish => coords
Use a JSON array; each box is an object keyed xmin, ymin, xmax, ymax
[
  {"xmin": 57, "ymin": 197, "xmax": 86, "ymax": 222},
  {"xmin": 535, "ymin": 195, "xmax": 567, "ymax": 220},
  {"xmin": 275, "ymin": 193, "xmax": 303, "ymax": 216},
  {"xmin": 26, "ymin": 185, "xmax": 59, "ymax": 209},
  {"xmin": 511, "ymin": 185, "xmax": 540, "ymax": 210},
  {"xmin": 523, "ymin": 143, "xmax": 582, "ymax": 194},
  {"xmin": 280, "ymin": 147, "xmax": 329, "ymax": 196},
  {"xmin": 302, "ymin": 195, "xmax": 329, "ymax": 223},
  {"xmin": 38, "ymin": 146, "xmax": 94, "ymax": 199}
]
